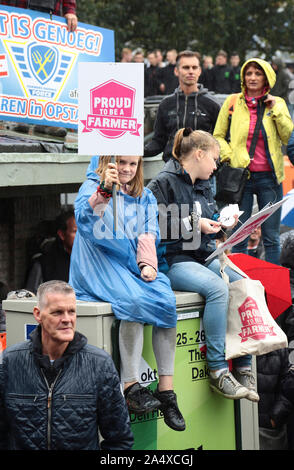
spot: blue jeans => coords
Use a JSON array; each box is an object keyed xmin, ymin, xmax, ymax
[
  {"xmin": 166, "ymin": 259, "xmax": 252, "ymax": 370},
  {"xmin": 232, "ymin": 171, "xmax": 283, "ymax": 265}
]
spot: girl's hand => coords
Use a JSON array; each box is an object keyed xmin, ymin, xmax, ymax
[
  {"xmin": 104, "ymin": 163, "xmax": 120, "ymax": 190},
  {"xmin": 200, "ymin": 218, "xmax": 222, "ymax": 234},
  {"xmin": 141, "ymin": 265, "xmax": 157, "ymax": 282},
  {"xmin": 220, "ymin": 214, "xmax": 239, "ymax": 230},
  {"xmin": 263, "ymin": 94, "xmax": 276, "ymax": 109}
]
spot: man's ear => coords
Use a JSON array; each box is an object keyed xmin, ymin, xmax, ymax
[
  {"xmin": 57, "ymin": 229, "xmax": 65, "ymax": 242},
  {"xmin": 33, "ymin": 306, "xmax": 41, "ymax": 324}
]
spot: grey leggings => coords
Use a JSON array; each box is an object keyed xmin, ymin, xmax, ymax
[{"xmin": 119, "ymin": 320, "xmax": 177, "ymax": 384}]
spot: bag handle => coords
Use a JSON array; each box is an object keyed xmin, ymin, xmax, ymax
[
  {"xmin": 248, "ymin": 100, "xmax": 266, "ymax": 160},
  {"xmin": 219, "ymin": 252, "xmax": 249, "ymax": 284},
  {"xmin": 225, "ymin": 93, "xmax": 240, "ymax": 143}
]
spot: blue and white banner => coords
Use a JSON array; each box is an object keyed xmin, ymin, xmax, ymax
[
  {"xmin": 0, "ymin": 6, "xmax": 114, "ymax": 129},
  {"xmin": 281, "ymin": 189, "xmax": 294, "ymax": 228}
]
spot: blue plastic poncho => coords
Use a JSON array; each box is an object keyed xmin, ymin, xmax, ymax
[{"xmin": 69, "ymin": 156, "xmax": 177, "ymax": 328}]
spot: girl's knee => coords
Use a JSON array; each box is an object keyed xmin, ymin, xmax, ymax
[
  {"xmin": 209, "ymin": 277, "xmax": 229, "ymax": 301},
  {"xmin": 215, "ymin": 276, "xmax": 229, "ymax": 293}
]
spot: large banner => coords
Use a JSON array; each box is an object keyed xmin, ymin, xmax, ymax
[{"xmin": 0, "ymin": 6, "xmax": 114, "ymax": 129}]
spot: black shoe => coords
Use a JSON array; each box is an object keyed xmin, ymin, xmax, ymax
[
  {"xmin": 153, "ymin": 388, "xmax": 186, "ymax": 432},
  {"xmin": 124, "ymin": 382, "xmax": 161, "ymax": 415}
]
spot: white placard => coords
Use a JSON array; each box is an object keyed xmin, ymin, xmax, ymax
[
  {"xmin": 205, "ymin": 197, "xmax": 290, "ymax": 262},
  {"xmin": 78, "ymin": 62, "xmax": 144, "ymax": 155}
]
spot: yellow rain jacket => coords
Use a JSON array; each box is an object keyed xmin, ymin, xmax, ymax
[{"xmin": 213, "ymin": 58, "xmax": 293, "ymax": 184}]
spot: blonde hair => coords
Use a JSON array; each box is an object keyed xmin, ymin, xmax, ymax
[
  {"xmin": 96, "ymin": 156, "xmax": 144, "ymax": 198},
  {"xmin": 172, "ymin": 128, "xmax": 219, "ymax": 163}
]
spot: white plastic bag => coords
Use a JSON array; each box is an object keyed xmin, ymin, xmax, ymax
[{"xmin": 219, "ymin": 253, "xmax": 288, "ymax": 360}]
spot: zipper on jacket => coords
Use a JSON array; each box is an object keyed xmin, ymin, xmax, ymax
[
  {"xmin": 41, "ymin": 369, "xmax": 62, "ymax": 450},
  {"xmin": 183, "ymin": 94, "xmax": 198, "ymax": 129},
  {"xmin": 183, "ymin": 95, "xmax": 188, "ymax": 127}
]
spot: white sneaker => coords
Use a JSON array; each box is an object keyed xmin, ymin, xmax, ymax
[
  {"xmin": 210, "ymin": 370, "xmax": 249, "ymax": 400},
  {"xmin": 232, "ymin": 369, "xmax": 260, "ymax": 402}
]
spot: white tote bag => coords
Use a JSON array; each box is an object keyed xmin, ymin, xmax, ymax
[{"xmin": 219, "ymin": 253, "xmax": 288, "ymax": 360}]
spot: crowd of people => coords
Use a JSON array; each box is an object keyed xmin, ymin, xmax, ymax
[
  {"xmin": 121, "ymin": 46, "xmax": 294, "ymax": 119},
  {"xmin": 121, "ymin": 48, "xmax": 294, "ymax": 103},
  {"xmin": 1, "ymin": 46, "xmax": 294, "ymax": 449},
  {"xmin": 121, "ymin": 47, "xmax": 242, "ymax": 97}
]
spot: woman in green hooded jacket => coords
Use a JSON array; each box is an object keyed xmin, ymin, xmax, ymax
[{"xmin": 213, "ymin": 58, "xmax": 293, "ymax": 265}]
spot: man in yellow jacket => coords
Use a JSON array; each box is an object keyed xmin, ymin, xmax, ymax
[{"xmin": 213, "ymin": 58, "xmax": 293, "ymax": 265}]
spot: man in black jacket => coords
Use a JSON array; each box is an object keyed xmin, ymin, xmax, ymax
[
  {"xmin": 25, "ymin": 210, "xmax": 77, "ymax": 294},
  {"xmin": 257, "ymin": 348, "xmax": 293, "ymax": 450},
  {"xmin": 158, "ymin": 49, "xmax": 179, "ymax": 95},
  {"xmin": 0, "ymin": 280, "xmax": 134, "ymax": 450},
  {"xmin": 210, "ymin": 50, "xmax": 232, "ymax": 94},
  {"xmin": 229, "ymin": 52, "xmax": 241, "ymax": 93},
  {"xmin": 144, "ymin": 51, "xmax": 160, "ymax": 97},
  {"xmin": 144, "ymin": 50, "xmax": 220, "ymax": 162}
]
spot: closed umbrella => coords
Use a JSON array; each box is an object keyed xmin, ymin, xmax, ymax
[{"xmin": 228, "ymin": 253, "xmax": 292, "ymax": 319}]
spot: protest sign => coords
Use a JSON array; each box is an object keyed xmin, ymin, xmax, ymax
[
  {"xmin": 0, "ymin": 5, "xmax": 114, "ymax": 129},
  {"xmin": 78, "ymin": 62, "xmax": 144, "ymax": 156},
  {"xmin": 205, "ymin": 198, "xmax": 289, "ymax": 262}
]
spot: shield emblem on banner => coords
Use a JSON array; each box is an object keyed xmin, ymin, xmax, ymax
[{"xmin": 28, "ymin": 43, "xmax": 58, "ymax": 85}]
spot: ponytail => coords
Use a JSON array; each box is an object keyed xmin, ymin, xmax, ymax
[{"xmin": 172, "ymin": 128, "xmax": 185, "ymax": 160}]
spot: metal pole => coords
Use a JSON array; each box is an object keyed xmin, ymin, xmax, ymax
[{"xmin": 111, "ymin": 156, "xmax": 117, "ymax": 232}]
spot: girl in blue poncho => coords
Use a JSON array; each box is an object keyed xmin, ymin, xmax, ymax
[{"xmin": 70, "ymin": 156, "xmax": 185, "ymax": 431}]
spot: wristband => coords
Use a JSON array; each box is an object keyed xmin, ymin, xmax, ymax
[
  {"xmin": 97, "ymin": 180, "xmax": 112, "ymax": 199},
  {"xmin": 100, "ymin": 180, "xmax": 113, "ymax": 194}
]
